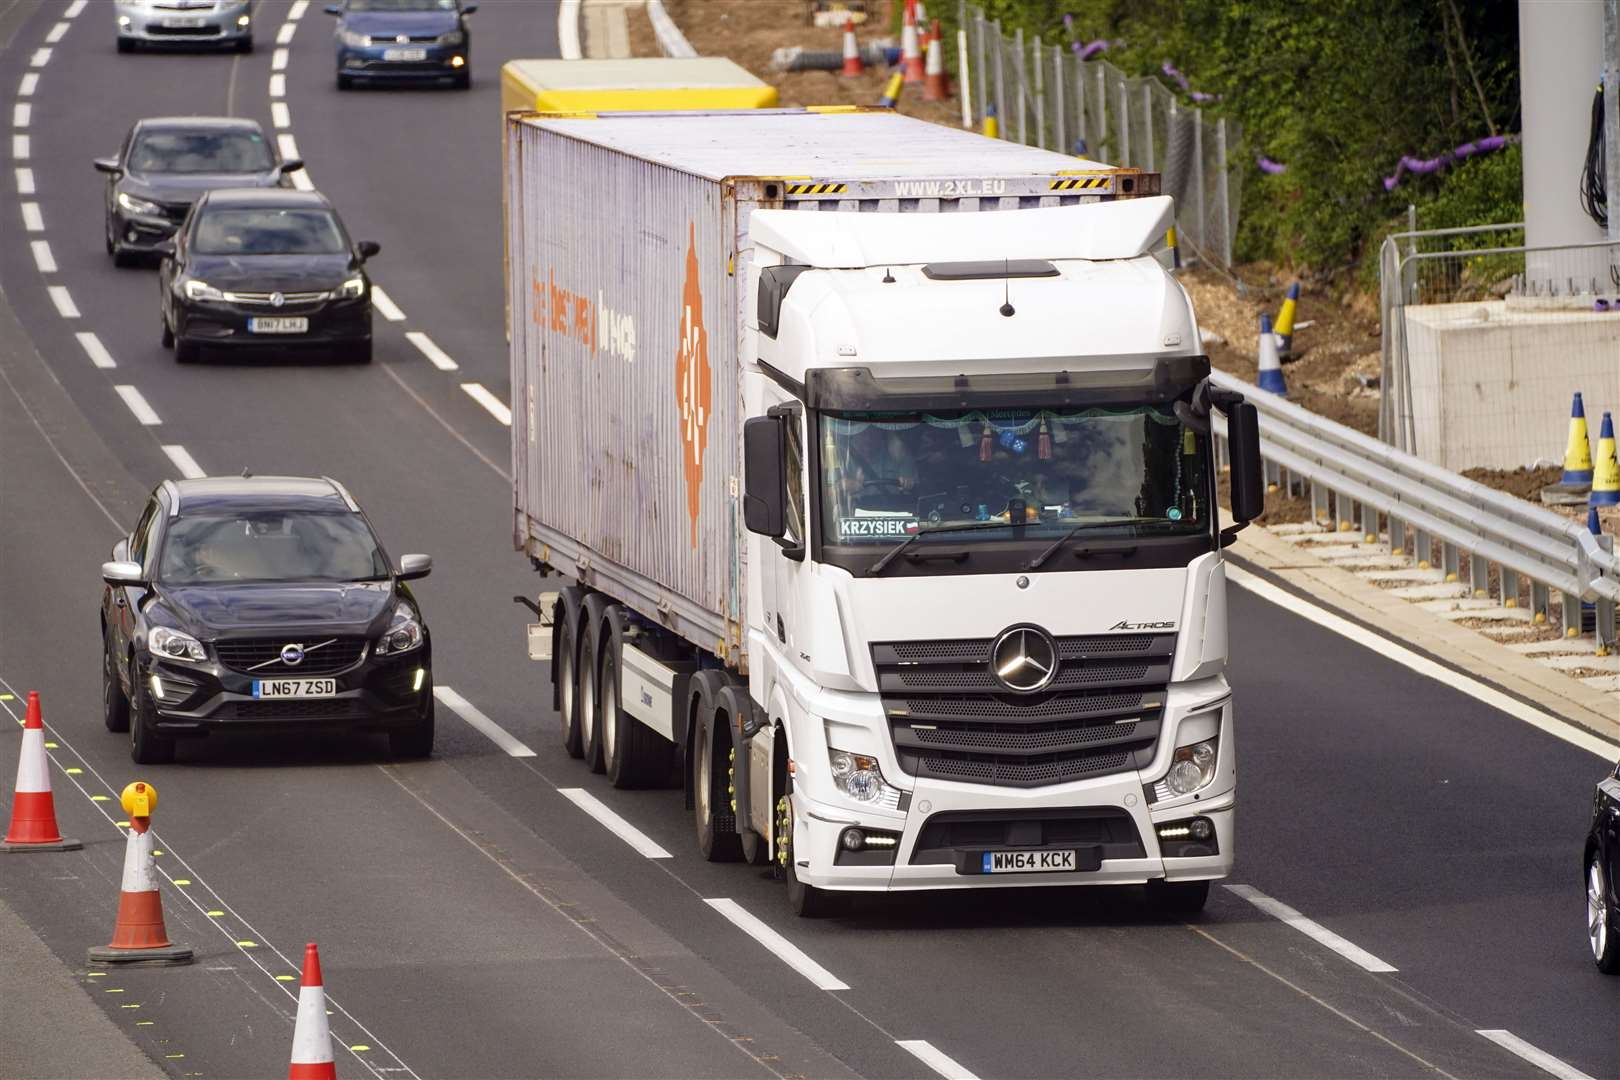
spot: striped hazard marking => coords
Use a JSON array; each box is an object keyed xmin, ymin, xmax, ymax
[{"xmin": 785, "ymin": 182, "xmax": 849, "ymax": 196}]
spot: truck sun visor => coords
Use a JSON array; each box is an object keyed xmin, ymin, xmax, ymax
[
  {"xmin": 804, "ymin": 355, "xmax": 1211, "ymax": 411},
  {"xmin": 921, "ymin": 260, "xmax": 1060, "ymax": 281}
]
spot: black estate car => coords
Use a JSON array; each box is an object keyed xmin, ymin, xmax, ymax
[
  {"xmin": 100, "ymin": 476, "xmax": 434, "ymax": 763},
  {"xmin": 1589, "ymin": 761, "xmax": 1620, "ymax": 973},
  {"xmin": 158, "ymin": 188, "xmax": 379, "ymax": 363},
  {"xmin": 94, "ymin": 117, "xmax": 302, "ymax": 266}
]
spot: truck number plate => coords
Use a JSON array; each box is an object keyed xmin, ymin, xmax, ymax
[
  {"xmin": 982, "ymin": 850, "xmax": 1076, "ymax": 874},
  {"xmin": 253, "ymin": 678, "xmax": 337, "ymax": 699}
]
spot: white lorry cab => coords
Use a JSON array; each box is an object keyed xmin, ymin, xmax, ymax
[{"xmin": 506, "ymin": 109, "xmax": 1265, "ymax": 915}]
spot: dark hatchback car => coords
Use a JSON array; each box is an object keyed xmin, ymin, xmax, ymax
[
  {"xmin": 101, "ymin": 476, "xmax": 435, "ymax": 764},
  {"xmin": 327, "ymin": 0, "xmax": 476, "ymax": 89},
  {"xmin": 1589, "ymin": 761, "xmax": 1620, "ymax": 973},
  {"xmin": 158, "ymin": 188, "xmax": 379, "ymax": 363},
  {"xmin": 94, "ymin": 117, "xmax": 302, "ymax": 266}
]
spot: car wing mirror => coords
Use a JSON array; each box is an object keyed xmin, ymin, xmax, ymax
[
  {"xmin": 102, "ymin": 560, "xmax": 148, "ymax": 588},
  {"xmin": 93, "ymin": 157, "xmax": 122, "ymax": 175},
  {"xmin": 462, "ymin": 2, "xmax": 478, "ymax": 12},
  {"xmin": 397, "ymin": 554, "xmax": 432, "ymax": 581},
  {"xmin": 356, "ymin": 240, "xmax": 381, "ymax": 261},
  {"xmin": 279, "ymin": 158, "xmax": 305, "ymax": 174},
  {"xmin": 323, "ymin": 4, "xmax": 342, "ymax": 13}
]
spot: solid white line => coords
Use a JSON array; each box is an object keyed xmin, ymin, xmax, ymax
[
  {"xmin": 1475, "ymin": 1031, "xmax": 1594, "ymax": 1080},
  {"xmin": 288, "ymin": 0, "xmax": 309, "ymax": 19},
  {"xmin": 897, "ymin": 1041, "xmax": 980, "ymax": 1080},
  {"xmin": 276, "ymin": 132, "xmax": 300, "ymax": 160},
  {"xmin": 269, "ymin": 72, "xmax": 286, "ymax": 97},
  {"xmin": 703, "ymin": 899, "xmax": 850, "ymax": 991},
  {"xmin": 272, "ymin": 47, "xmax": 289, "ymax": 71},
  {"xmin": 460, "ymin": 382, "xmax": 512, "ymax": 426},
  {"xmin": 1224, "ymin": 884, "xmax": 1397, "ymax": 973},
  {"xmin": 370, "ymin": 285, "xmax": 405, "ymax": 322},
  {"xmin": 404, "ymin": 330, "xmax": 457, "ymax": 370},
  {"xmin": 162, "ymin": 445, "xmax": 206, "ymax": 480},
  {"xmin": 276, "ymin": 22, "xmax": 296, "ymax": 45},
  {"xmin": 113, "ymin": 385, "xmax": 160, "ymax": 426},
  {"xmin": 557, "ymin": 788, "xmax": 673, "ymax": 859},
  {"xmin": 271, "ymin": 101, "xmax": 291, "ymax": 129},
  {"xmin": 47, "ymin": 285, "xmax": 78, "ymax": 318},
  {"xmin": 45, "ymin": 21, "xmax": 68, "ymax": 43},
  {"xmin": 13, "ymin": 103, "xmax": 30, "ymax": 127},
  {"xmin": 19, "ymin": 73, "xmax": 38, "ymax": 97},
  {"xmin": 12, "ymin": 133, "xmax": 29, "ymax": 159},
  {"xmin": 29, "ymin": 48, "xmax": 51, "ymax": 68},
  {"xmin": 1227, "ymin": 564, "xmax": 1619, "ymax": 759},
  {"xmin": 16, "ymin": 167, "xmax": 34, "ymax": 194},
  {"xmin": 64, "ymin": 0, "xmax": 87, "ymax": 17},
  {"xmin": 557, "ymin": 0, "xmax": 582, "ymax": 59},
  {"xmin": 289, "ymin": 169, "xmax": 315, "ymax": 192},
  {"xmin": 21, "ymin": 201, "xmax": 42, "ymax": 231},
  {"xmin": 432, "ymin": 686, "xmax": 536, "ymax": 757},
  {"xmin": 30, "ymin": 240, "xmax": 55, "ymax": 273},
  {"xmin": 75, "ymin": 331, "xmax": 115, "ymax": 369}
]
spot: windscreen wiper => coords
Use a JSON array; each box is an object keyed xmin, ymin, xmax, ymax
[
  {"xmin": 1024, "ymin": 517, "xmax": 1167, "ymax": 571},
  {"xmin": 865, "ymin": 520, "xmax": 1021, "ymax": 577}
]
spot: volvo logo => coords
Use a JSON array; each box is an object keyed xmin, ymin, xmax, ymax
[
  {"xmin": 270, "ymin": 291, "xmax": 286, "ymax": 308},
  {"xmin": 280, "ymin": 643, "xmax": 305, "ymax": 667},
  {"xmin": 989, "ymin": 625, "xmax": 1058, "ymax": 694}
]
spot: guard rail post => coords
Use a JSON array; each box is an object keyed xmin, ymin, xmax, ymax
[
  {"xmin": 1469, "ymin": 545, "xmax": 1490, "ymax": 598},
  {"xmin": 1598, "ymin": 533, "xmax": 1617, "ymax": 651},
  {"xmin": 1531, "ymin": 581, "xmax": 1551, "ymax": 623},
  {"xmin": 1501, "ymin": 566, "xmax": 1521, "ymax": 608}
]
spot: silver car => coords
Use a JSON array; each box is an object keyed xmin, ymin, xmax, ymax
[{"xmin": 116, "ymin": 0, "xmax": 254, "ymax": 52}]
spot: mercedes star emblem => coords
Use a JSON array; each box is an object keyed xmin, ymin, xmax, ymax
[
  {"xmin": 989, "ymin": 625, "xmax": 1058, "ymax": 693},
  {"xmin": 280, "ymin": 643, "xmax": 306, "ymax": 667}
]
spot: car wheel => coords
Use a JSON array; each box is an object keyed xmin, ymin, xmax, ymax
[
  {"xmin": 1146, "ymin": 878, "xmax": 1211, "ymax": 915},
  {"xmin": 1589, "ymin": 851, "xmax": 1620, "ymax": 973},
  {"xmin": 103, "ymin": 638, "xmax": 130, "ymax": 733},
  {"xmin": 777, "ymin": 788, "xmax": 840, "ymax": 916},
  {"xmin": 113, "ymin": 247, "xmax": 138, "ymax": 269},
  {"xmin": 389, "ymin": 697, "xmax": 435, "ymax": 759},
  {"xmin": 237, "ymin": 38, "xmax": 253, "ymax": 53},
  {"xmin": 579, "ymin": 630, "xmax": 604, "ymax": 773},
  {"xmin": 454, "ymin": 70, "xmax": 471, "ymax": 90},
  {"xmin": 160, "ymin": 319, "xmax": 174, "ymax": 349},
  {"xmin": 105, "ymin": 220, "xmax": 116, "ymax": 255},
  {"xmin": 355, "ymin": 339, "xmax": 373, "ymax": 365},
  {"xmin": 116, "ymin": 38, "xmax": 134, "ymax": 54},
  {"xmin": 337, "ymin": 73, "xmax": 353, "ymax": 90},
  {"xmin": 175, "ymin": 338, "xmax": 200, "ymax": 364},
  {"xmin": 693, "ymin": 717, "xmax": 741, "ymax": 862},
  {"xmin": 128, "ymin": 666, "xmax": 175, "ymax": 765}
]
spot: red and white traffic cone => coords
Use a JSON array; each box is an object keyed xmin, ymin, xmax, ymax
[
  {"xmin": 840, "ymin": 16, "xmax": 863, "ymax": 77},
  {"xmin": 2, "ymin": 691, "xmax": 81, "ymax": 852},
  {"xmin": 88, "ymin": 781, "xmax": 191, "ymax": 965},
  {"xmin": 923, "ymin": 19, "xmax": 948, "ymax": 100},
  {"xmin": 900, "ymin": 0, "xmax": 924, "ymax": 83},
  {"xmin": 289, "ymin": 943, "xmax": 336, "ymax": 1080}
]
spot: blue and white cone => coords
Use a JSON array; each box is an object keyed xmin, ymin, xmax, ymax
[{"xmin": 1257, "ymin": 313, "xmax": 1286, "ymax": 394}]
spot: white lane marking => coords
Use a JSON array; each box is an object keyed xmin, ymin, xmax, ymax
[
  {"xmin": 289, "ymin": 169, "xmax": 315, "ymax": 191},
  {"xmin": 45, "ymin": 21, "xmax": 68, "ymax": 43},
  {"xmin": 162, "ymin": 445, "xmax": 206, "ymax": 479},
  {"xmin": 276, "ymin": 132, "xmax": 300, "ymax": 160},
  {"xmin": 897, "ymin": 1041, "xmax": 980, "ymax": 1080},
  {"xmin": 47, "ymin": 285, "xmax": 78, "ymax": 318},
  {"xmin": 64, "ymin": 0, "xmax": 87, "ymax": 17},
  {"xmin": 288, "ymin": 0, "xmax": 309, "ymax": 18},
  {"xmin": 269, "ymin": 72, "xmax": 286, "ymax": 97},
  {"xmin": 13, "ymin": 133, "xmax": 30, "ymax": 159},
  {"xmin": 1475, "ymin": 1031, "xmax": 1594, "ymax": 1080},
  {"xmin": 703, "ymin": 898, "xmax": 850, "ymax": 991},
  {"xmin": 557, "ymin": 0, "xmax": 582, "ymax": 59},
  {"xmin": 13, "ymin": 103, "xmax": 30, "ymax": 127},
  {"xmin": 21, "ymin": 201, "xmax": 42, "ymax": 231},
  {"xmin": 433, "ymin": 686, "xmax": 536, "ymax": 757},
  {"xmin": 272, "ymin": 47, "xmax": 289, "ymax": 71},
  {"xmin": 557, "ymin": 788, "xmax": 674, "ymax": 859},
  {"xmin": 1228, "ymin": 564, "xmax": 1619, "ymax": 759},
  {"xmin": 271, "ymin": 101, "xmax": 291, "ymax": 129},
  {"xmin": 30, "ymin": 240, "xmax": 55, "ymax": 273},
  {"xmin": 29, "ymin": 48, "xmax": 51, "ymax": 67},
  {"xmin": 370, "ymin": 285, "xmax": 405, "ymax": 322},
  {"xmin": 1224, "ymin": 884, "xmax": 1397, "ymax": 973},
  {"xmin": 19, "ymin": 73, "xmax": 38, "ymax": 96},
  {"xmin": 404, "ymin": 330, "xmax": 457, "ymax": 371},
  {"xmin": 113, "ymin": 385, "xmax": 161, "ymax": 426},
  {"xmin": 16, "ymin": 167, "xmax": 34, "ymax": 194},
  {"xmin": 75, "ymin": 331, "xmax": 115, "ymax": 369},
  {"xmin": 276, "ymin": 22, "xmax": 296, "ymax": 45},
  {"xmin": 460, "ymin": 382, "xmax": 512, "ymax": 426}
]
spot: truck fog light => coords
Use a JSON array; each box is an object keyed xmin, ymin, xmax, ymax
[
  {"xmin": 1190, "ymin": 818, "xmax": 1213, "ymax": 841},
  {"xmin": 1156, "ymin": 817, "xmax": 1214, "ymax": 844},
  {"xmin": 839, "ymin": 827, "xmax": 900, "ymax": 853},
  {"xmin": 841, "ymin": 829, "xmax": 864, "ymax": 851}
]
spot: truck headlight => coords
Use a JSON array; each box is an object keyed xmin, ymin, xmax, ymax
[
  {"xmin": 827, "ymin": 748, "xmax": 903, "ymax": 809},
  {"xmin": 1165, "ymin": 738, "xmax": 1218, "ymax": 796},
  {"xmin": 375, "ymin": 603, "xmax": 423, "ymax": 655},
  {"xmin": 117, "ymin": 191, "xmax": 163, "ymax": 216},
  {"xmin": 149, "ymin": 626, "xmax": 206, "ymax": 663},
  {"xmin": 183, "ymin": 279, "xmax": 223, "ymax": 302},
  {"xmin": 337, "ymin": 275, "xmax": 365, "ymax": 299}
]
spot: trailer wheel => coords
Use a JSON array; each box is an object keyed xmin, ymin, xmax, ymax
[
  {"xmin": 693, "ymin": 710, "xmax": 741, "ymax": 862},
  {"xmin": 555, "ymin": 588, "xmax": 586, "ymax": 759},
  {"xmin": 579, "ymin": 594, "xmax": 611, "ymax": 773},
  {"xmin": 601, "ymin": 624, "xmax": 672, "ymax": 789}
]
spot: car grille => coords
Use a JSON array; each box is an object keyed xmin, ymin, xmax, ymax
[
  {"xmin": 221, "ymin": 290, "xmax": 331, "ymax": 307},
  {"xmin": 148, "ymin": 25, "xmax": 226, "ymax": 36},
  {"xmin": 215, "ymin": 637, "xmax": 368, "ymax": 676},
  {"xmin": 223, "ymin": 699, "xmax": 366, "ymax": 722},
  {"xmin": 874, "ymin": 633, "xmax": 1172, "ymax": 789}
]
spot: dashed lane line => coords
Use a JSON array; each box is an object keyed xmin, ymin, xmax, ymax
[
  {"xmin": 19, "ymin": 72, "xmax": 38, "ymax": 96},
  {"xmin": 433, "ymin": 686, "xmax": 537, "ymax": 757},
  {"xmin": 64, "ymin": 0, "xmax": 87, "ymax": 16},
  {"xmin": 1223, "ymin": 884, "xmax": 1398, "ymax": 973},
  {"xmin": 13, "ymin": 102, "xmax": 30, "ymax": 127},
  {"xmin": 29, "ymin": 48, "xmax": 51, "ymax": 68},
  {"xmin": 289, "ymin": 168, "xmax": 315, "ymax": 191},
  {"xmin": 271, "ymin": 47, "xmax": 289, "ymax": 71},
  {"xmin": 12, "ymin": 133, "xmax": 28, "ymax": 159},
  {"xmin": 370, "ymin": 285, "xmax": 405, "ymax": 322},
  {"xmin": 1474, "ymin": 1030, "xmax": 1594, "ymax": 1080},
  {"xmin": 271, "ymin": 101, "xmax": 291, "ymax": 129},
  {"xmin": 162, "ymin": 445, "xmax": 206, "ymax": 479},
  {"xmin": 460, "ymin": 382, "xmax": 511, "ymax": 426},
  {"xmin": 16, "ymin": 167, "xmax": 34, "ymax": 194},
  {"xmin": 703, "ymin": 898, "xmax": 851, "ymax": 991},
  {"xmin": 20, "ymin": 200, "xmax": 42, "ymax": 231},
  {"xmin": 404, "ymin": 330, "xmax": 457, "ymax": 371},
  {"xmin": 276, "ymin": 22, "xmax": 296, "ymax": 45},
  {"xmin": 269, "ymin": 72, "xmax": 286, "ymax": 97},
  {"xmin": 557, "ymin": 788, "xmax": 673, "ymax": 859},
  {"xmin": 44, "ymin": 21, "xmax": 68, "ymax": 43},
  {"xmin": 46, "ymin": 285, "xmax": 78, "ymax": 318},
  {"xmin": 113, "ymin": 384, "xmax": 160, "ymax": 426},
  {"xmin": 75, "ymin": 331, "xmax": 115, "ymax": 369},
  {"xmin": 288, "ymin": 0, "xmax": 309, "ymax": 18},
  {"xmin": 897, "ymin": 1041, "xmax": 980, "ymax": 1080},
  {"xmin": 275, "ymin": 132, "xmax": 299, "ymax": 160},
  {"xmin": 30, "ymin": 240, "xmax": 54, "ymax": 273}
]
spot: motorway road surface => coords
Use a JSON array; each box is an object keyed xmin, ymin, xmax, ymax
[{"xmin": 0, "ymin": 2, "xmax": 1615, "ymax": 1077}]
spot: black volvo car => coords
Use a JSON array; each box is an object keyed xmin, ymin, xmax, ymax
[
  {"xmin": 158, "ymin": 188, "xmax": 380, "ymax": 363},
  {"xmin": 100, "ymin": 476, "xmax": 434, "ymax": 763},
  {"xmin": 1589, "ymin": 761, "xmax": 1620, "ymax": 973}
]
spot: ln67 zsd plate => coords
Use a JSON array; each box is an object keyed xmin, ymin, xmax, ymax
[{"xmin": 252, "ymin": 678, "xmax": 337, "ymax": 699}]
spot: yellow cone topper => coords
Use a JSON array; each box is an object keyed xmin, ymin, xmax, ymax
[{"xmin": 120, "ymin": 781, "xmax": 157, "ymax": 819}]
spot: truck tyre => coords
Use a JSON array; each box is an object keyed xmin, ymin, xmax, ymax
[
  {"xmin": 692, "ymin": 706, "xmax": 741, "ymax": 862},
  {"xmin": 600, "ymin": 619, "xmax": 673, "ymax": 789},
  {"xmin": 1145, "ymin": 878, "xmax": 1210, "ymax": 915},
  {"xmin": 579, "ymin": 594, "xmax": 611, "ymax": 773},
  {"xmin": 777, "ymin": 785, "xmax": 841, "ymax": 917},
  {"xmin": 554, "ymin": 587, "xmax": 586, "ymax": 758}
]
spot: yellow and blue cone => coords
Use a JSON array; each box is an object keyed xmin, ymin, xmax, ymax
[
  {"xmin": 1274, "ymin": 281, "xmax": 1298, "ymax": 362},
  {"xmin": 1562, "ymin": 392, "xmax": 1594, "ymax": 485},
  {"xmin": 1592, "ymin": 410, "xmax": 1619, "ymax": 506},
  {"xmin": 878, "ymin": 70, "xmax": 904, "ymax": 109},
  {"xmin": 982, "ymin": 102, "xmax": 998, "ymax": 138}
]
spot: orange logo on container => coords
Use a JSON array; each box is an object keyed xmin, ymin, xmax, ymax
[{"xmin": 676, "ymin": 221, "xmax": 711, "ymax": 548}]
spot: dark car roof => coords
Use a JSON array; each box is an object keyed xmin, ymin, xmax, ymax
[
  {"xmin": 167, "ymin": 477, "xmax": 357, "ymax": 517},
  {"xmin": 195, "ymin": 188, "xmax": 333, "ymax": 210},
  {"xmin": 134, "ymin": 116, "xmax": 266, "ymax": 133}
]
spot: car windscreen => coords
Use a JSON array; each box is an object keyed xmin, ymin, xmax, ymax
[
  {"xmin": 128, "ymin": 130, "xmax": 274, "ymax": 174},
  {"xmin": 346, "ymin": 0, "xmax": 457, "ymax": 10},
  {"xmin": 157, "ymin": 512, "xmax": 390, "ymax": 584},
  {"xmin": 192, "ymin": 208, "xmax": 348, "ymax": 255}
]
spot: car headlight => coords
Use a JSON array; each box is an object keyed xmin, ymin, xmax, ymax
[
  {"xmin": 827, "ymin": 748, "xmax": 903, "ymax": 808},
  {"xmin": 237, "ymin": 13, "xmax": 251, "ymax": 26},
  {"xmin": 149, "ymin": 626, "xmax": 206, "ymax": 663},
  {"xmin": 339, "ymin": 29, "xmax": 371, "ymax": 47},
  {"xmin": 376, "ymin": 603, "xmax": 423, "ymax": 655},
  {"xmin": 438, "ymin": 29, "xmax": 464, "ymax": 45},
  {"xmin": 117, "ymin": 191, "xmax": 163, "ymax": 216},
  {"xmin": 1165, "ymin": 738, "xmax": 1219, "ymax": 796},
  {"xmin": 183, "ymin": 279, "xmax": 223, "ymax": 302},
  {"xmin": 338, "ymin": 275, "xmax": 365, "ymax": 299}
]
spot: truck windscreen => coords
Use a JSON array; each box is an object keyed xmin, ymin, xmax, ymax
[{"xmin": 819, "ymin": 405, "xmax": 1209, "ymax": 548}]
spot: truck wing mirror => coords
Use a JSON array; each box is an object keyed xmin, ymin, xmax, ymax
[
  {"xmin": 1225, "ymin": 400, "xmax": 1264, "ymax": 525},
  {"xmin": 743, "ymin": 416, "xmax": 787, "ymax": 539}
]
